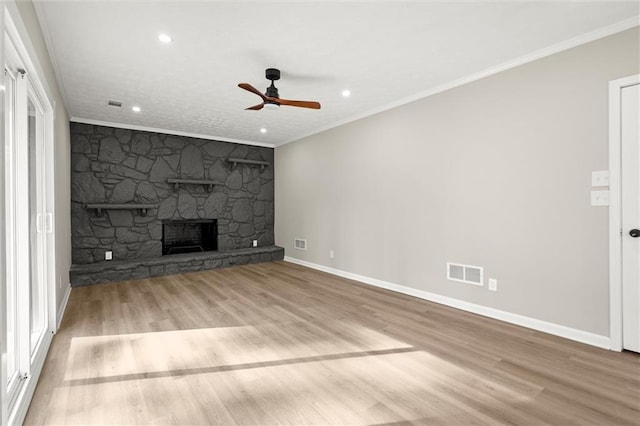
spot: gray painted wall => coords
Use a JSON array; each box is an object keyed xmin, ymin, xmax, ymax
[
  {"xmin": 70, "ymin": 123, "xmax": 274, "ymax": 264},
  {"xmin": 275, "ymin": 28, "xmax": 640, "ymax": 337}
]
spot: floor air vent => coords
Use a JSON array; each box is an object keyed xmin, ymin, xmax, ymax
[
  {"xmin": 294, "ymin": 238, "xmax": 307, "ymax": 250},
  {"xmin": 447, "ymin": 262, "xmax": 483, "ymax": 286}
]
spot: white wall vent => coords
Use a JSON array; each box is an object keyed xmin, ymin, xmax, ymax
[
  {"xmin": 447, "ymin": 262, "xmax": 483, "ymax": 286},
  {"xmin": 294, "ymin": 238, "xmax": 307, "ymax": 251}
]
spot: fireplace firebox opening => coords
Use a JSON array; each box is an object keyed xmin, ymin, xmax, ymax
[{"xmin": 162, "ymin": 219, "xmax": 218, "ymax": 255}]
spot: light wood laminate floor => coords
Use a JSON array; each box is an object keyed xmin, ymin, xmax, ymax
[{"xmin": 26, "ymin": 261, "xmax": 640, "ymax": 425}]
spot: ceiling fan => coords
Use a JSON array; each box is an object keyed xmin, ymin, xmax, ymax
[{"xmin": 238, "ymin": 68, "xmax": 321, "ymax": 111}]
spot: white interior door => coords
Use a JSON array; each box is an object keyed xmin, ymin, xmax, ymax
[{"xmin": 621, "ymin": 82, "xmax": 640, "ymax": 353}]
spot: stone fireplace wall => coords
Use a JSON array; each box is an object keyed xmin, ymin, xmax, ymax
[{"xmin": 70, "ymin": 122, "xmax": 274, "ymax": 265}]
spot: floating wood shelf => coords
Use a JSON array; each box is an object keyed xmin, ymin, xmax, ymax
[
  {"xmin": 84, "ymin": 203, "xmax": 156, "ymax": 216},
  {"xmin": 167, "ymin": 179, "xmax": 223, "ymax": 192},
  {"xmin": 228, "ymin": 158, "xmax": 270, "ymax": 170}
]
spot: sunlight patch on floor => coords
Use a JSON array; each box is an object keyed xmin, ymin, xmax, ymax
[
  {"xmin": 52, "ymin": 350, "xmax": 533, "ymax": 425},
  {"xmin": 63, "ymin": 321, "xmax": 413, "ymax": 382}
]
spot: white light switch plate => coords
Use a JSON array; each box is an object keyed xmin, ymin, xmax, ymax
[
  {"xmin": 591, "ymin": 170, "xmax": 609, "ymax": 187},
  {"xmin": 105, "ymin": 251, "xmax": 112, "ymax": 260},
  {"xmin": 591, "ymin": 190, "xmax": 609, "ymax": 206}
]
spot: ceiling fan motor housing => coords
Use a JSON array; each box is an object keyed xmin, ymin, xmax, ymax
[{"xmin": 265, "ymin": 68, "xmax": 281, "ymax": 81}]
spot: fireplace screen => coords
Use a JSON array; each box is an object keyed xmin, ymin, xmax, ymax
[{"xmin": 162, "ymin": 219, "xmax": 217, "ymax": 255}]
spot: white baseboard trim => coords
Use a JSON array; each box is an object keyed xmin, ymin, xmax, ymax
[
  {"xmin": 56, "ymin": 284, "xmax": 71, "ymax": 331},
  {"xmin": 284, "ymin": 256, "xmax": 611, "ymax": 350}
]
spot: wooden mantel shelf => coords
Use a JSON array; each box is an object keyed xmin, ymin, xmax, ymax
[
  {"xmin": 167, "ymin": 179, "xmax": 223, "ymax": 192},
  {"xmin": 84, "ymin": 203, "xmax": 157, "ymax": 216},
  {"xmin": 228, "ymin": 158, "xmax": 270, "ymax": 170}
]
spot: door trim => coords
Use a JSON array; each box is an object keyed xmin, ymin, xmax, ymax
[{"xmin": 609, "ymin": 74, "xmax": 640, "ymax": 352}]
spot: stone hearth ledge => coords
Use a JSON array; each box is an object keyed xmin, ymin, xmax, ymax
[{"xmin": 70, "ymin": 246, "xmax": 284, "ymax": 287}]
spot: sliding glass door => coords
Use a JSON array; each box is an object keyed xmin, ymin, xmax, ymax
[{"xmin": 4, "ymin": 28, "xmax": 53, "ymax": 419}]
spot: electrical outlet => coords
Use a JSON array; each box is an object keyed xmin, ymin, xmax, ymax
[
  {"xmin": 488, "ymin": 278, "xmax": 497, "ymax": 292},
  {"xmin": 329, "ymin": 250, "xmax": 335, "ymax": 259},
  {"xmin": 105, "ymin": 251, "xmax": 112, "ymax": 260},
  {"xmin": 58, "ymin": 276, "xmax": 62, "ymax": 289},
  {"xmin": 252, "ymin": 240, "xmax": 258, "ymax": 247}
]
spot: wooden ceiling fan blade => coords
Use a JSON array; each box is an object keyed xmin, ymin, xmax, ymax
[
  {"xmin": 245, "ymin": 103, "xmax": 264, "ymax": 111},
  {"xmin": 238, "ymin": 83, "xmax": 267, "ymax": 101},
  {"xmin": 276, "ymin": 98, "xmax": 321, "ymax": 109}
]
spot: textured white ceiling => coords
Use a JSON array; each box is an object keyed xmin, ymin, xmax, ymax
[{"xmin": 35, "ymin": 1, "xmax": 639, "ymax": 146}]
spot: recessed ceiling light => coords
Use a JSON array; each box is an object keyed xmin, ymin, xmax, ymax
[
  {"xmin": 158, "ymin": 33, "xmax": 172, "ymax": 44},
  {"xmin": 132, "ymin": 106, "xmax": 141, "ymax": 112},
  {"xmin": 342, "ymin": 89, "xmax": 351, "ymax": 97},
  {"xmin": 260, "ymin": 128, "xmax": 267, "ymax": 134}
]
